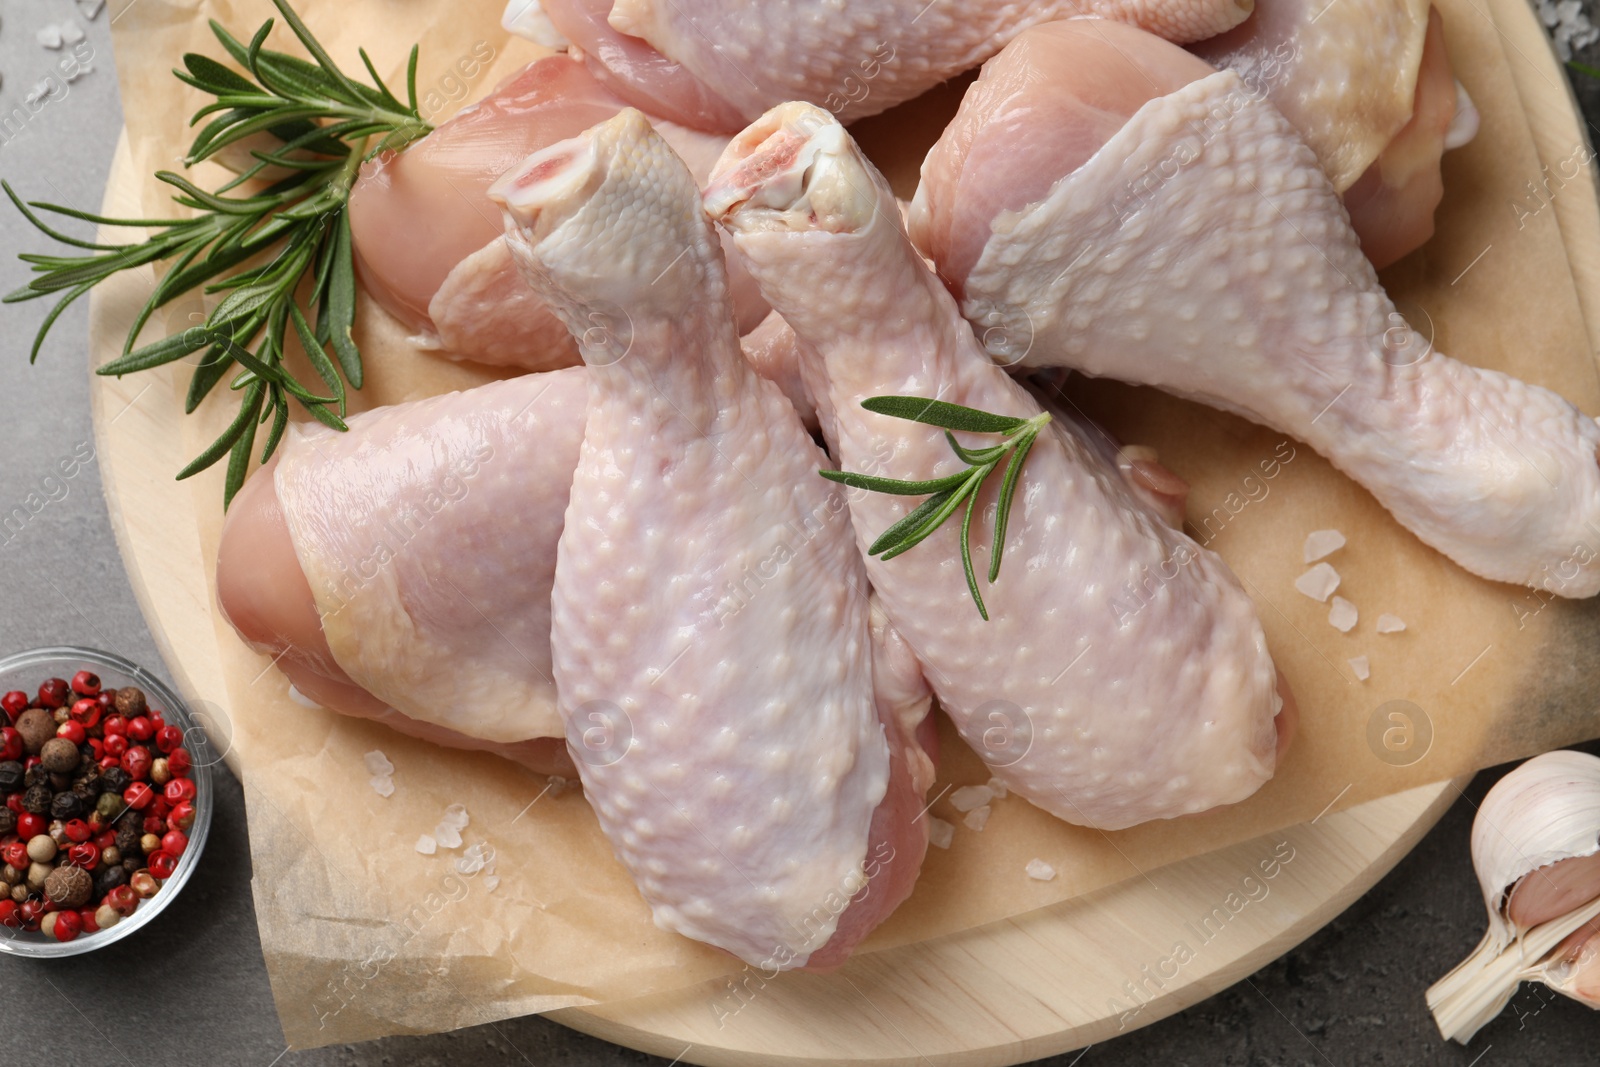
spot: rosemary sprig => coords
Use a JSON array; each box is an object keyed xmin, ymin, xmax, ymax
[
  {"xmin": 3, "ymin": 0, "xmax": 433, "ymax": 507},
  {"xmin": 820, "ymin": 396, "xmax": 1051, "ymax": 621}
]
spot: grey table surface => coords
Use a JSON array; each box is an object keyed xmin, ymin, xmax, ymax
[{"xmin": 2, "ymin": 1, "xmax": 1600, "ymax": 1063}]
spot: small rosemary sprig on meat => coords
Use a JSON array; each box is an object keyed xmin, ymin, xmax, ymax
[
  {"xmin": 820, "ymin": 396, "xmax": 1051, "ymax": 620},
  {"xmin": 4, "ymin": 0, "xmax": 433, "ymax": 507}
]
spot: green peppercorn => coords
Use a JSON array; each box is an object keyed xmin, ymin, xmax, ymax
[{"xmin": 95, "ymin": 793, "xmax": 124, "ymax": 820}]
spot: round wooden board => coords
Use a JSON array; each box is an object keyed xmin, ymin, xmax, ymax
[{"xmin": 84, "ymin": 0, "xmax": 1597, "ymax": 1061}]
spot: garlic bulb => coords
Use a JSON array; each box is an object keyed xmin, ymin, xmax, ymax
[{"xmin": 1428, "ymin": 750, "xmax": 1600, "ymax": 1042}]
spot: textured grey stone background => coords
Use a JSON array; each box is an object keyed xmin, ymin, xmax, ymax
[{"xmin": 1, "ymin": 1, "xmax": 1598, "ymax": 1062}]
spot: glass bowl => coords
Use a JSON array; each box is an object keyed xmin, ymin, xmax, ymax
[{"xmin": 0, "ymin": 646, "xmax": 214, "ymax": 957}]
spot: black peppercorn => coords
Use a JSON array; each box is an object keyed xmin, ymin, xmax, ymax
[
  {"xmin": 121, "ymin": 857, "xmax": 139, "ymax": 875},
  {"xmin": 0, "ymin": 761, "xmax": 22, "ymax": 792},
  {"xmin": 22, "ymin": 784, "xmax": 51, "ymax": 815},
  {"xmin": 77, "ymin": 742, "xmax": 95, "ymax": 764},
  {"xmin": 47, "ymin": 773, "xmax": 71, "ymax": 792},
  {"xmin": 0, "ymin": 809, "xmax": 15, "ymax": 835},
  {"xmin": 114, "ymin": 822, "xmax": 141, "ymax": 856},
  {"xmin": 71, "ymin": 775, "xmax": 98, "ymax": 802},
  {"xmin": 23, "ymin": 765, "xmax": 48, "ymax": 789},
  {"xmin": 92, "ymin": 864, "xmax": 127, "ymax": 899},
  {"xmin": 100, "ymin": 767, "xmax": 131, "ymax": 795},
  {"xmin": 49, "ymin": 793, "xmax": 84, "ymax": 821}
]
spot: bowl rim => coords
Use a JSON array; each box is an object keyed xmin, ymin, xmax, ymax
[{"xmin": 0, "ymin": 645, "xmax": 214, "ymax": 957}]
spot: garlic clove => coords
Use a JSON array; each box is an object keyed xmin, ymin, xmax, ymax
[
  {"xmin": 1537, "ymin": 921, "xmax": 1600, "ymax": 1007},
  {"xmin": 1428, "ymin": 750, "xmax": 1600, "ymax": 1043}
]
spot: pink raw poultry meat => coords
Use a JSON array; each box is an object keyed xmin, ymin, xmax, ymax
[
  {"xmin": 708, "ymin": 103, "xmax": 1291, "ymax": 831},
  {"xmin": 494, "ymin": 109, "xmax": 932, "ymax": 968},
  {"xmin": 911, "ymin": 20, "xmax": 1600, "ymax": 596}
]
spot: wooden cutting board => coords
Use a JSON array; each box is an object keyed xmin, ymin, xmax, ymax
[{"xmin": 84, "ymin": 0, "xmax": 1595, "ymax": 1060}]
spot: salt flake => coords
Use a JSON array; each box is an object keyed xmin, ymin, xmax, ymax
[
  {"xmin": 439, "ymin": 803, "xmax": 470, "ymax": 830},
  {"xmin": 484, "ymin": 875, "xmax": 501, "ymax": 892},
  {"xmin": 37, "ymin": 25, "xmax": 63, "ymax": 49},
  {"xmin": 964, "ymin": 806, "xmax": 992, "ymax": 832},
  {"xmin": 985, "ymin": 777, "xmax": 1009, "ymax": 800},
  {"xmin": 363, "ymin": 750, "xmax": 394, "ymax": 777},
  {"xmin": 368, "ymin": 775, "xmax": 394, "ymax": 798},
  {"xmin": 927, "ymin": 817, "xmax": 954, "ymax": 850},
  {"xmin": 1328, "ymin": 596, "xmax": 1358, "ymax": 633},
  {"xmin": 1303, "ymin": 529, "xmax": 1346, "ymax": 564},
  {"xmin": 434, "ymin": 824, "xmax": 463, "ymax": 849},
  {"xmin": 79, "ymin": 0, "xmax": 106, "ymax": 18},
  {"xmin": 60, "ymin": 21, "xmax": 85, "ymax": 44},
  {"xmin": 1349, "ymin": 655, "xmax": 1371, "ymax": 681},
  {"xmin": 415, "ymin": 834, "xmax": 437, "ymax": 855},
  {"xmin": 950, "ymin": 785, "xmax": 994, "ymax": 813},
  {"xmin": 1025, "ymin": 859, "xmax": 1057, "ymax": 882},
  {"xmin": 1295, "ymin": 562, "xmax": 1340, "ymax": 603},
  {"xmin": 1376, "ymin": 613, "xmax": 1407, "ymax": 634}
]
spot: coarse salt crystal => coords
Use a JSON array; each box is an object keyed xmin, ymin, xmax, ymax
[
  {"xmin": 1025, "ymin": 859, "xmax": 1056, "ymax": 882},
  {"xmin": 439, "ymin": 804, "xmax": 470, "ymax": 830},
  {"xmin": 1376, "ymin": 614, "xmax": 1406, "ymax": 634},
  {"xmin": 1303, "ymin": 529, "xmax": 1346, "ymax": 563},
  {"xmin": 38, "ymin": 25, "xmax": 63, "ymax": 49},
  {"xmin": 950, "ymin": 785, "xmax": 994, "ymax": 813},
  {"xmin": 368, "ymin": 775, "xmax": 394, "ymax": 798},
  {"xmin": 1349, "ymin": 656, "xmax": 1371, "ymax": 681},
  {"xmin": 80, "ymin": 0, "xmax": 105, "ymax": 18},
  {"xmin": 986, "ymin": 777, "xmax": 1009, "ymax": 800},
  {"xmin": 484, "ymin": 875, "xmax": 501, "ymax": 892},
  {"xmin": 60, "ymin": 21, "xmax": 85, "ymax": 44},
  {"xmin": 964, "ymin": 806, "xmax": 991, "ymax": 832},
  {"xmin": 363, "ymin": 750, "xmax": 394, "ymax": 776},
  {"xmin": 455, "ymin": 845, "xmax": 488, "ymax": 874},
  {"xmin": 415, "ymin": 834, "xmax": 437, "ymax": 855},
  {"xmin": 286, "ymin": 685, "xmax": 322, "ymax": 708},
  {"xmin": 1295, "ymin": 562, "xmax": 1340, "ymax": 603},
  {"xmin": 1328, "ymin": 596, "xmax": 1358, "ymax": 633},
  {"xmin": 434, "ymin": 824, "xmax": 463, "ymax": 849},
  {"xmin": 928, "ymin": 817, "xmax": 954, "ymax": 850}
]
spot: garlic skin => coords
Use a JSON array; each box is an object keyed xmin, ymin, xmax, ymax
[{"xmin": 1428, "ymin": 750, "xmax": 1600, "ymax": 1043}]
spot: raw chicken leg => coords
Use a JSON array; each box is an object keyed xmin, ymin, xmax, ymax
[
  {"xmin": 348, "ymin": 56, "xmax": 767, "ymax": 369},
  {"xmin": 911, "ymin": 21, "xmax": 1600, "ymax": 597},
  {"xmin": 708, "ymin": 102, "xmax": 1288, "ymax": 831},
  {"xmin": 493, "ymin": 109, "xmax": 931, "ymax": 968},
  {"xmin": 1193, "ymin": 1, "xmax": 1478, "ymax": 266},
  {"xmin": 513, "ymin": 0, "xmax": 1254, "ymax": 131},
  {"xmin": 218, "ymin": 371, "xmax": 588, "ymax": 774}
]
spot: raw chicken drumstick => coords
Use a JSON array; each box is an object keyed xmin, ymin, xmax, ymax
[
  {"xmin": 707, "ymin": 102, "xmax": 1291, "ymax": 831},
  {"xmin": 911, "ymin": 21, "xmax": 1600, "ymax": 597},
  {"xmin": 1193, "ymin": 0, "xmax": 1478, "ymax": 266},
  {"xmin": 218, "ymin": 371, "xmax": 589, "ymax": 776},
  {"xmin": 515, "ymin": 0, "xmax": 1255, "ymax": 130},
  {"xmin": 493, "ymin": 109, "xmax": 933, "ymax": 968},
  {"xmin": 348, "ymin": 55, "xmax": 768, "ymax": 370}
]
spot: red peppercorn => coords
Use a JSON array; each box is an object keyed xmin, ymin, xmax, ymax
[
  {"xmin": 18, "ymin": 898, "xmax": 43, "ymax": 923},
  {"xmin": 147, "ymin": 850, "xmax": 177, "ymax": 879},
  {"xmin": 62, "ymin": 819, "xmax": 90, "ymax": 844},
  {"xmin": 98, "ymin": 756, "xmax": 119, "ymax": 771},
  {"xmin": 125, "ymin": 717, "xmax": 154, "ymax": 743},
  {"xmin": 167, "ymin": 801, "xmax": 196, "ymax": 833},
  {"xmin": 94, "ymin": 830, "xmax": 115, "ymax": 850},
  {"xmin": 105, "ymin": 885, "xmax": 137, "ymax": 915},
  {"xmin": 95, "ymin": 691, "xmax": 116, "ymax": 712},
  {"xmin": 142, "ymin": 814, "xmax": 164, "ymax": 835},
  {"xmin": 87, "ymin": 738, "xmax": 103, "ymax": 760},
  {"xmin": 0, "ymin": 899, "xmax": 18, "ymax": 927},
  {"xmin": 77, "ymin": 907, "xmax": 98, "ymax": 934},
  {"xmin": 67, "ymin": 842, "xmax": 97, "ymax": 870},
  {"xmin": 5, "ymin": 793, "xmax": 22, "ymax": 814},
  {"xmin": 50, "ymin": 908, "xmax": 82, "ymax": 942},
  {"xmin": 160, "ymin": 829, "xmax": 189, "ymax": 857},
  {"xmin": 1, "ymin": 841, "xmax": 27, "ymax": 869},
  {"xmin": 17, "ymin": 813, "xmax": 45, "ymax": 840},
  {"xmin": 0, "ymin": 691, "xmax": 26, "ymax": 721},
  {"xmin": 148, "ymin": 709, "xmax": 165, "ymax": 728},
  {"xmin": 123, "ymin": 783, "xmax": 154, "ymax": 811},
  {"xmin": 36, "ymin": 679, "xmax": 69, "ymax": 709},
  {"xmin": 120, "ymin": 745, "xmax": 151, "ymax": 781},
  {"xmin": 69, "ymin": 698, "xmax": 101, "ymax": 729},
  {"xmin": 0, "ymin": 727, "xmax": 20, "ymax": 763},
  {"xmin": 101, "ymin": 715, "xmax": 126, "ymax": 738},
  {"xmin": 55, "ymin": 721, "xmax": 86, "ymax": 745},
  {"xmin": 69, "ymin": 671, "xmax": 100, "ymax": 697},
  {"xmin": 154, "ymin": 725, "xmax": 183, "ymax": 755},
  {"xmin": 166, "ymin": 748, "xmax": 192, "ymax": 778},
  {"xmin": 102, "ymin": 734, "xmax": 128, "ymax": 758},
  {"xmin": 163, "ymin": 778, "xmax": 197, "ymax": 804}
]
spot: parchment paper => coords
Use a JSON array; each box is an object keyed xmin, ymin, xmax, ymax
[{"xmin": 99, "ymin": 0, "xmax": 1600, "ymax": 1048}]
